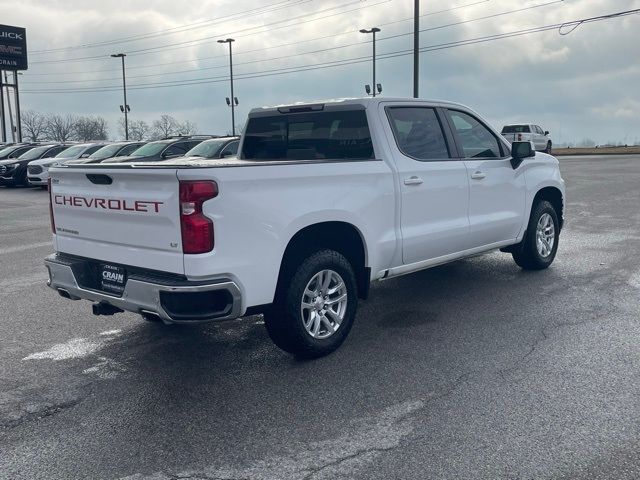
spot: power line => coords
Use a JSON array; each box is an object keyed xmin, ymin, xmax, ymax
[
  {"xmin": 22, "ymin": 8, "xmax": 640, "ymax": 94},
  {"xmin": 29, "ymin": 0, "xmax": 385, "ymax": 64},
  {"xmin": 23, "ymin": 0, "xmax": 491, "ymax": 77},
  {"xmin": 29, "ymin": 0, "xmax": 311, "ymax": 54},
  {"xmin": 23, "ymin": 0, "xmax": 562, "ymax": 86}
]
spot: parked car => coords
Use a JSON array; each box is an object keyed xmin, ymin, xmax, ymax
[
  {"xmin": 181, "ymin": 137, "xmax": 240, "ymax": 160},
  {"xmin": 45, "ymin": 97, "xmax": 565, "ymax": 358},
  {"xmin": 102, "ymin": 137, "xmax": 208, "ymax": 164},
  {"xmin": 64, "ymin": 141, "xmax": 146, "ymax": 165},
  {"xmin": 0, "ymin": 143, "xmax": 38, "ymax": 161},
  {"xmin": 27, "ymin": 142, "xmax": 107, "ymax": 186},
  {"xmin": 501, "ymin": 124, "xmax": 552, "ymax": 153},
  {"xmin": 0, "ymin": 144, "xmax": 71, "ymax": 187}
]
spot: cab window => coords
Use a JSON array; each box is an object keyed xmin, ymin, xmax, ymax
[
  {"xmin": 447, "ymin": 110, "xmax": 503, "ymax": 159},
  {"xmin": 386, "ymin": 107, "xmax": 450, "ymax": 161}
]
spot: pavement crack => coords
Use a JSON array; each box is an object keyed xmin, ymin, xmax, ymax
[
  {"xmin": 301, "ymin": 444, "xmax": 398, "ymax": 480},
  {"xmin": 1, "ymin": 396, "xmax": 85, "ymax": 430}
]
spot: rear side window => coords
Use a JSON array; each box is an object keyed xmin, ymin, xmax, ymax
[
  {"xmin": 386, "ymin": 107, "xmax": 450, "ymax": 160},
  {"xmin": 221, "ymin": 140, "xmax": 239, "ymax": 156},
  {"xmin": 46, "ymin": 146, "xmax": 68, "ymax": 157},
  {"xmin": 447, "ymin": 110, "xmax": 503, "ymax": 159},
  {"xmin": 501, "ymin": 125, "xmax": 530, "ymax": 133},
  {"xmin": 164, "ymin": 143, "xmax": 189, "ymax": 156},
  {"xmin": 117, "ymin": 144, "xmax": 142, "ymax": 156},
  {"xmin": 84, "ymin": 146, "xmax": 103, "ymax": 155},
  {"xmin": 242, "ymin": 110, "xmax": 374, "ymax": 161}
]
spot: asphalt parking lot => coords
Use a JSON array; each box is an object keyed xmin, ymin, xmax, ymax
[{"xmin": 1, "ymin": 155, "xmax": 639, "ymax": 480}]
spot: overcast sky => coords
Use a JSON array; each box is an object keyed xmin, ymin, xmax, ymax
[{"xmin": 2, "ymin": 0, "xmax": 639, "ymax": 144}]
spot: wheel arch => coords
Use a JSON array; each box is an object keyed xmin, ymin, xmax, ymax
[
  {"xmin": 276, "ymin": 221, "xmax": 370, "ymax": 300},
  {"xmin": 532, "ymin": 186, "xmax": 564, "ymax": 229}
]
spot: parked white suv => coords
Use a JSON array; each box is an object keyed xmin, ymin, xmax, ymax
[
  {"xmin": 501, "ymin": 124, "xmax": 552, "ymax": 153},
  {"xmin": 27, "ymin": 142, "xmax": 107, "ymax": 186},
  {"xmin": 45, "ymin": 98, "xmax": 565, "ymax": 358}
]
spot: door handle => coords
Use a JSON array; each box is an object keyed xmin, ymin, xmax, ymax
[
  {"xmin": 471, "ymin": 171, "xmax": 486, "ymax": 180},
  {"xmin": 404, "ymin": 176, "xmax": 424, "ymax": 186}
]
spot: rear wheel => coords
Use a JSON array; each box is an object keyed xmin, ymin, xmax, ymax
[
  {"xmin": 512, "ymin": 200, "xmax": 559, "ymax": 270},
  {"xmin": 263, "ymin": 249, "xmax": 358, "ymax": 358}
]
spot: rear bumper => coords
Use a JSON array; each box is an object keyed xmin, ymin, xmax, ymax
[{"xmin": 44, "ymin": 254, "xmax": 243, "ymax": 323}]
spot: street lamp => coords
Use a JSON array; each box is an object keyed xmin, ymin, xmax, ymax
[
  {"xmin": 413, "ymin": 0, "xmax": 420, "ymax": 98},
  {"xmin": 217, "ymin": 38, "xmax": 237, "ymax": 136},
  {"xmin": 111, "ymin": 53, "xmax": 130, "ymax": 140},
  {"xmin": 359, "ymin": 27, "xmax": 381, "ymax": 97}
]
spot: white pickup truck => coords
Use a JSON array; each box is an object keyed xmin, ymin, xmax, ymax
[
  {"xmin": 45, "ymin": 98, "xmax": 565, "ymax": 358},
  {"xmin": 501, "ymin": 124, "xmax": 552, "ymax": 154}
]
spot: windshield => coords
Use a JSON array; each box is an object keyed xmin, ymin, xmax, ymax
[
  {"xmin": 242, "ymin": 110, "xmax": 373, "ymax": 160},
  {"xmin": 501, "ymin": 125, "xmax": 530, "ymax": 133},
  {"xmin": 0, "ymin": 146, "xmax": 16, "ymax": 157},
  {"xmin": 88, "ymin": 143, "xmax": 124, "ymax": 160},
  {"xmin": 130, "ymin": 142, "xmax": 166, "ymax": 157},
  {"xmin": 18, "ymin": 145, "xmax": 51, "ymax": 160},
  {"xmin": 55, "ymin": 145, "xmax": 86, "ymax": 158},
  {"xmin": 185, "ymin": 139, "xmax": 230, "ymax": 158}
]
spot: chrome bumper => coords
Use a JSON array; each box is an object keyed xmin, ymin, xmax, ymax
[{"xmin": 44, "ymin": 255, "xmax": 243, "ymax": 324}]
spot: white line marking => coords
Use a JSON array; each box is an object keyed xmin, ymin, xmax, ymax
[
  {"xmin": 0, "ymin": 273, "xmax": 48, "ymax": 294},
  {"xmin": 0, "ymin": 241, "xmax": 52, "ymax": 255},
  {"xmin": 23, "ymin": 338, "xmax": 101, "ymax": 361}
]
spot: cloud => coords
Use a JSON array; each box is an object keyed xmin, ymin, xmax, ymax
[{"xmin": 1, "ymin": 0, "xmax": 639, "ymax": 144}]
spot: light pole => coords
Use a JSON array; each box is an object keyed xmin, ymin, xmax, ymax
[
  {"xmin": 413, "ymin": 0, "xmax": 420, "ymax": 98},
  {"xmin": 359, "ymin": 27, "xmax": 381, "ymax": 97},
  {"xmin": 111, "ymin": 53, "xmax": 130, "ymax": 140},
  {"xmin": 217, "ymin": 38, "xmax": 237, "ymax": 136}
]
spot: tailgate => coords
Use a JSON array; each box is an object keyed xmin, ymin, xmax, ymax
[{"xmin": 50, "ymin": 167, "xmax": 184, "ymax": 274}]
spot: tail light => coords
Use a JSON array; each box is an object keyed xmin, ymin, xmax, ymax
[
  {"xmin": 48, "ymin": 178, "xmax": 56, "ymax": 233},
  {"xmin": 517, "ymin": 133, "xmax": 523, "ymax": 141},
  {"xmin": 179, "ymin": 180, "xmax": 218, "ymax": 254}
]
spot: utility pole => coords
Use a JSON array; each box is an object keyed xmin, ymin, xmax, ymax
[
  {"xmin": 0, "ymin": 69, "xmax": 6, "ymax": 143},
  {"xmin": 14, "ymin": 71, "xmax": 22, "ymax": 142},
  {"xmin": 4, "ymin": 71, "xmax": 15, "ymax": 142},
  {"xmin": 217, "ymin": 38, "xmax": 237, "ymax": 136},
  {"xmin": 360, "ymin": 27, "xmax": 381, "ymax": 97},
  {"xmin": 111, "ymin": 53, "xmax": 130, "ymax": 140},
  {"xmin": 413, "ymin": 0, "xmax": 420, "ymax": 98}
]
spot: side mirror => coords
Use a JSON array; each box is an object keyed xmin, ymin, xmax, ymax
[
  {"xmin": 220, "ymin": 151, "xmax": 234, "ymax": 158},
  {"xmin": 80, "ymin": 153, "xmax": 91, "ymax": 158},
  {"xmin": 544, "ymin": 130, "xmax": 549, "ymax": 136},
  {"xmin": 510, "ymin": 141, "xmax": 535, "ymax": 169}
]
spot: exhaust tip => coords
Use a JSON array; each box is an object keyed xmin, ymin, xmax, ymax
[
  {"xmin": 57, "ymin": 288, "xmax": 72, "ymax": 299},
  {"xmin": 92, "ymin": 302, "xmax": 124, "ymax": 316}
]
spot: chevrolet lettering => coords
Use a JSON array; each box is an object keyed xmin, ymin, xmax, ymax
[{"xmin": 53, "ymin": 195, "xmax": 164, "ymax": 213}]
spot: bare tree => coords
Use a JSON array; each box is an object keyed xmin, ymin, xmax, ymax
[
  {"xmin": 119, "ymin": 118, "xmax": 151, "ymax": 141},
  {"xmin": 177, "ymin": 120, "xmax": 198, "ymax": 136},
  {"xmin": 74, "ymin": 116, "xmax": 109, "ymax": 141},
  {"xmin": 21, "ymin": 110, "xmax": 48, "ymax": 142},
  {"xmin": 45, "ymin": 114, "xmax": 77, "ymax": 142},
  {"xmin": 151, "ymin": 114, "xmax": 179, "ymax": 139}
]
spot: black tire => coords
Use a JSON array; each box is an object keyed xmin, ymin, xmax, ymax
[
  {"xmin": 512, "ymin": 200, "xmax": 559, "ymax": 270},
  {"xmin": 544, "ymin": 141, "xmax": 552, "ymax": 154},
  {"xmin": 263, "ymin": 249, "xmax": 358, "ymax": 359}
]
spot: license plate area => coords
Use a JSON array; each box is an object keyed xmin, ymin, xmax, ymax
[{"xmin": 100, "ymin": 263, "xmax": 127, "ymax": 295}]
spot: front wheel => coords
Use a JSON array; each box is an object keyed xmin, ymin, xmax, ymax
[
  {"xmin": 512, "ymin": 200, "xmax": 559, "ymax": 270},
  {"xmin": 263, "ymin": 249, "xmax": 358, "ymax": 358},
  {"xmin": 544, "ymin": 141, "xmax": 552, "ymax": 154}
]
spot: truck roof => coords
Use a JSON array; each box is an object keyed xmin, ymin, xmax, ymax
[{"xmin": 250, "ymin": 97, "xmax": 471, "ymax": 115}]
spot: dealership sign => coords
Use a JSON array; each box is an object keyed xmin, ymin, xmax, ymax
[{"xmin": 0, "ymin": 24, "xmax": 27, "ymax": 70}]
